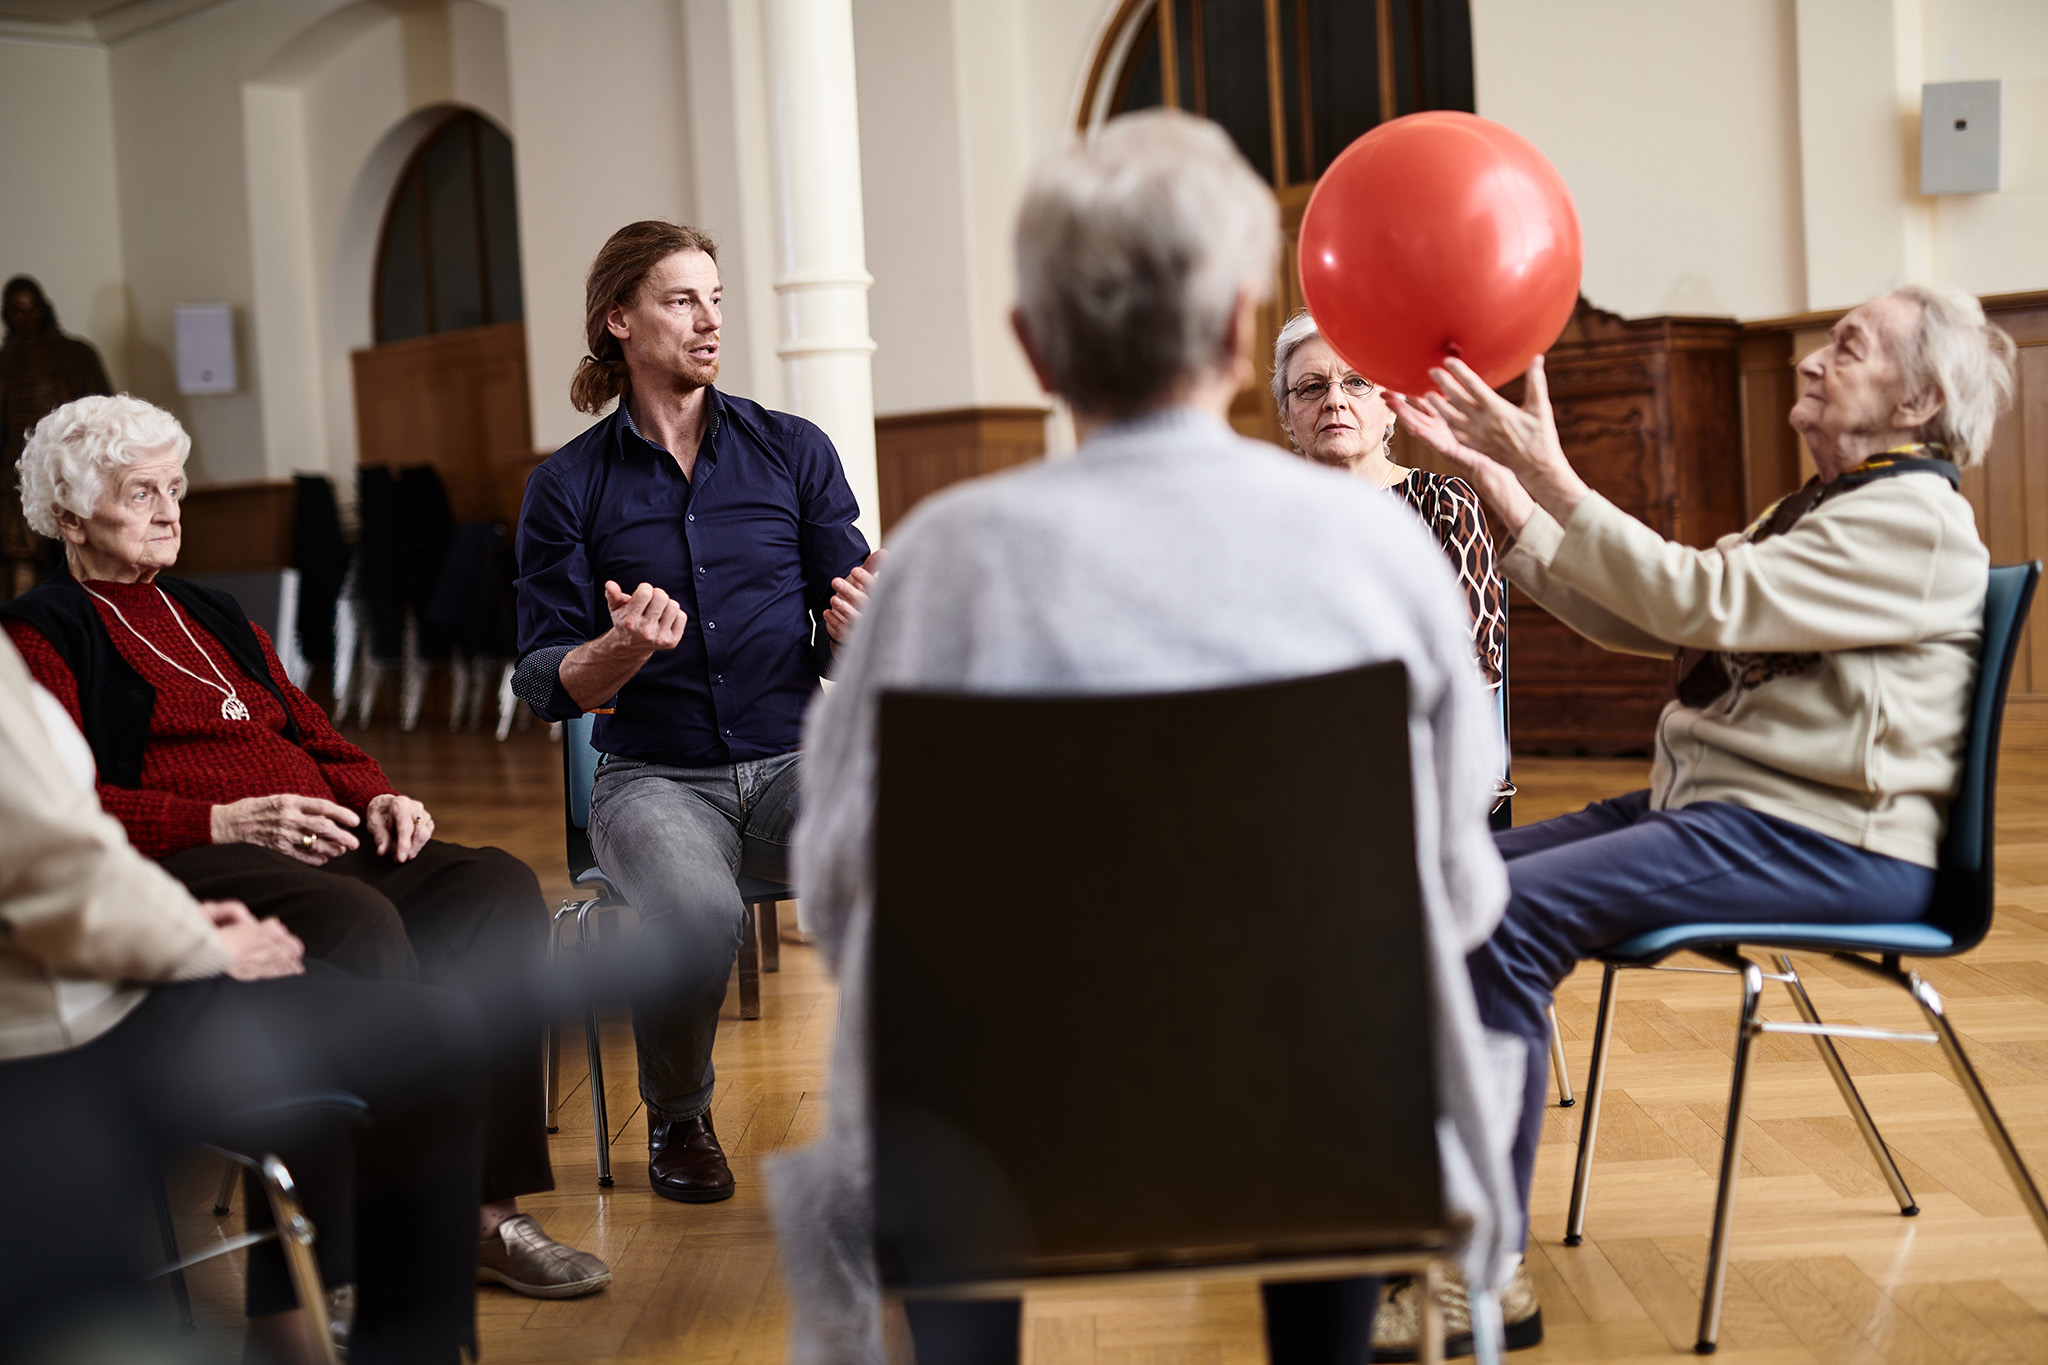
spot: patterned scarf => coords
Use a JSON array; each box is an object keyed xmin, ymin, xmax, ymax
[{"xmin": 1673, "ymin": 443, "xmax": 1959, "ymax": 709}]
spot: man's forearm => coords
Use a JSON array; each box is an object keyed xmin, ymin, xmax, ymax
[{"xmin": 558, "ymin": 631, "xmax": 656, "ymax": 712}]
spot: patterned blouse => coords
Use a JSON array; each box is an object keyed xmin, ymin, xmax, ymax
[{"xmin": 1394, "ymin": 469, "xmax": 1507, "ymax": 692}]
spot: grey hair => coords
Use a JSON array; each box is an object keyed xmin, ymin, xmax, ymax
[
  {"xmin": 1014, "ymin": 109, "xmax": 1280, "ymax": 416},
  {"xmin": 16, "ymin": 394, "xmax": 190, "ymax": 538},
  {"xmin": 1887, "ymin": 284, "xmax": 2017, "ymax": 469},
  {"xmin": 1270, "ymin": 310, "xmax": 1323, "ymax": 410}
]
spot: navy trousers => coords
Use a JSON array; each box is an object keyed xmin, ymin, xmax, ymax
[{"xmin": 1467, "ymin": 791, "xmax": 1936, "ymax": 1239}]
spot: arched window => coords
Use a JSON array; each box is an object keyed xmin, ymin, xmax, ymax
[
  {"xmin": 1088, "ymin": 0, "xmax": 1474, "ymax": 187},
  {"xmin": 1081, "ymin": 0, "xmax": 1474, "ymax": 443},
  {"xmin": 374, "ymin": 112, "xmax": 524, "ymax": 344}
]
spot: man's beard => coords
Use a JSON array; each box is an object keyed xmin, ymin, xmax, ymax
[{"xmin": 676, "ymin": 350, "xmax": 719, "ymax": 389}]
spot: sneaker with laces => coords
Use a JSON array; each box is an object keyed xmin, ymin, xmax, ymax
[
  {"xmin": 1369, "ymin": 1260, "xmax": 1542, "ymax": 1361},
  {"xmin": 476, "ymin": 1214, "xmax": 613, "ymax": 1299}
]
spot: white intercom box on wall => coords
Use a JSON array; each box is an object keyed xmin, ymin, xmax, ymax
[
  {"xmin": 174, "ymin": 304, "xmax": 237, "ymax": 396},
  {"xmin": 1922, "ymin": 80, "xmax": 2003, "ymax": 195}
]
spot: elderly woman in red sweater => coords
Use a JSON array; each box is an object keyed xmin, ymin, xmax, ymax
[{"xmin": 2, "ymin": 394, "xmax": 610, "ymax": 1302}]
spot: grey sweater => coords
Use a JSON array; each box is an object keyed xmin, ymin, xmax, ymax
[{"xmin": 769, "ymin": 409, "xmax": 1525, "ymax": 1362}]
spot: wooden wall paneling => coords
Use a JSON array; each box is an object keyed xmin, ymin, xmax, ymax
[
  {"xmin": 349, "ymin": 320, "xmax": 532, "ymax": 525},
  {"xmin": 1506, "ymin": 301, "xmax": 1745, "ymax": 754},
  {"xmin": 1738, "ymin": 330, "xmax": 1801, "ymax": 521},
  {"xmin": 177, "ymin": 481, "xmax": 295, "ymax": 573},
  {"xmin": 872, "ymin": 406, "xmax": 1051, "ymax": 536}
]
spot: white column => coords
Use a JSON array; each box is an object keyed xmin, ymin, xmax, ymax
[{"xmin": 760, "ymin": 0, "xmax": 881, "ymax": 546}]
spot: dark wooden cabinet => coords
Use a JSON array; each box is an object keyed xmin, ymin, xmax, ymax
[{"xmin": 1506, "ymin": 301, "xmax": 1747, "ymax": 754}]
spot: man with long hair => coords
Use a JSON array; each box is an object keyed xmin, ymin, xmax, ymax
[{"xmin": 513, "ymin": 222, "xmax": 878, "ymax": 1203}]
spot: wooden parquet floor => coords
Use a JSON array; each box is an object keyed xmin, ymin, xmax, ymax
[{"xmin": 161, "ymin": 729, "xmax": 2048, "ymax": 1363}]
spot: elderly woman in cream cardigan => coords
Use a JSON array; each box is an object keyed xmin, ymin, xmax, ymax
[{"xmin": 1398, "ymin": 281, "xmax": 2012, "ymax": 1336}]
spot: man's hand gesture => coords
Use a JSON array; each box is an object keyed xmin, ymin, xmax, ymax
[
  {"xmin": 605, "ymin": 580, "xmax": 687, "ymax": 653},
  {"xmin": 825, "ymin": 549, "xmax": 887, "ymax": 648}
]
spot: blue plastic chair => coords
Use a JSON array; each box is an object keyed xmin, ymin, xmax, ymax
[
  {"xmin": 543, "ymin": 713, "xmax": 791, "ymax": 1186},
  {"xmin": 1561, "ymin": 562, "xmax": 2046, "ymax": 1354}
]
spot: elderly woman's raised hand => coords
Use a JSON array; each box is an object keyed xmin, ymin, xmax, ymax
[
  {"xmin": 211, "ymin": 794, "xmax": 362, "ymax": 865},
  {"xmin": 366, "ymin": 792, "xmax": 435, "ymax": 863},
  {"xmin": 1388, "ymin": 389, "xmax": 1540, "ymax": 534},
  {"xmin": 1420, "ymin": 356, "xmax": 1591, "ymax": 530}
]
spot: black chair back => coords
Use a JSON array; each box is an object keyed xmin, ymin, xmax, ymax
[
  {"xmin": 872, "ymin": 661, "xmax": 1446, "ymax": 1289},
  {"xmin": 1934, "ymin": 562, "xmax": 2041, "ymax": 952}
]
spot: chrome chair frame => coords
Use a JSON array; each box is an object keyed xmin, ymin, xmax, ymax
[
  {"xmin": 152, "ymin": 1092, "xmax": 362, "ymax": 1365},
  {"xmin": 1560, "ymin": 563, "xmax": 2048, "ymax": 1354}
]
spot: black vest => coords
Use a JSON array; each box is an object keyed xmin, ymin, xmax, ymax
[{"xmin": 0, "ymin": 570, "xmax": 301, "ymax": 788}]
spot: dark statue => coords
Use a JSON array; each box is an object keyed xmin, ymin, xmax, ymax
[{"xmin": 2, "ymin": 276, "xmax": 112, "ymax": 599}]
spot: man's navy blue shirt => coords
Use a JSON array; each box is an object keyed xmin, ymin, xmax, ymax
[{"xmin": 513, "ymin": 387, "xmax": 868, "ymax": 767}]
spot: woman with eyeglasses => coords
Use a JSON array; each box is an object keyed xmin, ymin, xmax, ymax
[{"xmin": 1272, "ymin": 311, "xmax": 1506, "ymax": 700}]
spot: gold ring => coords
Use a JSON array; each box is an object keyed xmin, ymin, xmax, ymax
[
  {"xmin": 302, "ymin": 833, "xmax": 316, "ymax": 848},
  {"xmin": 413, "ymin": 815, "xmax": 425, "ymax": 824}
]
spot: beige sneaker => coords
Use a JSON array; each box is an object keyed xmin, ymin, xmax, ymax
[
  {"xmin": 476, "ymin": 1214, "xmax": 613, "ymax": 1299},
  {"xmin": 1369, "ymin": 1260, "xmax": 1542, "ymax": 1361}
]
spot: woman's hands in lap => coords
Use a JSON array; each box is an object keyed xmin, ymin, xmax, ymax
[
  {"xmin": 366, "ymin": 792, "xmax": 435, "ymax": 863},
  {"xmin": 210, "ymin": 794, "xmax": 362, "ymax": 864}
]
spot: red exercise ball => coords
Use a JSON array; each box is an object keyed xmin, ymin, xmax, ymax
[{"xmin": 1297, "ymin": 111, "xmax": 1582, "ymax": 399}]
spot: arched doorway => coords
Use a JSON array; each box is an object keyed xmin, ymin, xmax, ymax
[
  {"xmin": 1079, "ymin": 0, "xmax": 1475, "ymax": 443},
  {"xmin": 350, "ymin": 109, "xmax": 533, "ymax": 524}
]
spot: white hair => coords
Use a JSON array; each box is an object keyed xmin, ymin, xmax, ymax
[
  {"xmin": 1886, "ymin": 284, "xmax": 2017, "ymax": 469},
  {"xmin": 1014, "ymin": 109, "xmax": 1280, "ymax": 416},
  {"xmin": 16, "ymin": 394, "xmax": 190, "ymax": 538},
  {"xmin": 1270, "ymin": 310, "xmax": 1323, "ymax": 411}
]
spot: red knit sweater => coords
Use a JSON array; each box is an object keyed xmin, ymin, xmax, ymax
[{"xmin": 5, "ymin": 579, "xmax": 393, "ymax": 857}]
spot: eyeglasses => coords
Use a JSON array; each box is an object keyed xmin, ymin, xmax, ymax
[{"xmin": 1286, "ymin": 374, "xmax": 1375, "ymax": 406}]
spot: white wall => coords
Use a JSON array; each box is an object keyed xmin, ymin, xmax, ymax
[
  {"xmin": 1924, "ymin": 0, "xmax": 2048, "ymax": 298},
  {"xmin": 0, "ymin": 37, "xmax": 129, "ymax": 390},
  {"xmin": 1472, "ymin": 0, "xmax": 1808, "ymax": 321},
  {"xmin": 496, "ymin": 0, "xmax": 720, "ymax": 453},
  {"xmin": 243, "ymin": 0, "xmax": 516, "ymax": 491},
  {"xmin": 853, "ymin": 0, "xmax": 1109, "ymax": 422},
  {"xmin": 105, "ymin": 0, "xmax": 343, "ymax": 486}
]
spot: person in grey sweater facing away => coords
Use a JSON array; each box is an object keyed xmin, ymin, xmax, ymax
[{"xmin": 768, "ymin": 109, "xmax": 1523, "ymax": 1365}]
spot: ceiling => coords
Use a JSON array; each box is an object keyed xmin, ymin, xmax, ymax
[{"xmin": 0, "ymin": 0, "xmax": 137, "ymax": 20}]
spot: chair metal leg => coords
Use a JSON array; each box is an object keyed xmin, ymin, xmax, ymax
[
  {"xmin": 1696, "ymin": 957, "xmax": 1766, "ymax": 1354},
  {"xmin": 1905, "ymin": 971, "xmax": 2048, "ymax": 1250},
  {"xmin": 737, "ymin": 903, "xmax": 762, "ymax": 1020},
  {"xmin": 758, "ymin": 898, "xmax": 781, "ymax": 973},
  {"xmin": 1775, "ymin": 954, "xmax": 1917, "ymax": 1215},
  {"xmin": 545, "ymin": 903, "xmax": 580, "ymax": 1133},
  {"xmin": 257, "ymin": 1155, "xmax": 341, "ymax": 1365},
  {"xmin": 1420, "ymin": 1260, "xmax": 1446, "ymax": 1365},
  {"xmin": 575, "ymin": 901, "xmax": 613, "ymax": 1187},
  {"xmin": 1549, "ymin": 1005, "xmax": 1575, "ymax": 1107},
  {"xmin": 150, "ymin": 1168, "xmax": 194, "ymax": 1332},
  {"xmin": 212, "ymin": 1158, "xmax": 239, "ymax": 1217},
  {"xmin": 1564, "ymin": 965, "xmax": 1620, "ymax": 1245}
]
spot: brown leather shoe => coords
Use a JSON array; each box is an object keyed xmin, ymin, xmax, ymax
[{"xmin": 648, "ymin": 1112, "xmax": 735, "ymax": 1203}]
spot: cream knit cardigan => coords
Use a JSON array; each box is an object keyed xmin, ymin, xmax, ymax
[{"xmin": 1504, "ymin": 471, "xmax": 1988, "ymax": 867}]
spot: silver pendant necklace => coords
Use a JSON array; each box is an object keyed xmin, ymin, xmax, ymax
[{"xmin": 83, "ymin": 583, "xmax": 250, "ymax": 721}]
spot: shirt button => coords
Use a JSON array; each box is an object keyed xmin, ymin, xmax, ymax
[
  {"xmin": 715, "ymin": 675, "xmax": 724, "ymax": 684},
  {"xmin": 706, "ymin": 621, "xmax": 715, "ymax": 630},
  {"xmin": 697, "ymin": 566, "xmax": 706, "ymax": 576},
  {"xmin": 687, "ymin": 513, "xmax": 695, "ymax": 522}
]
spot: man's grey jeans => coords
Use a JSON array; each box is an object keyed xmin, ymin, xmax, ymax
[{"xmin": 589, "ymin": 750, "xmax": 800, "ymax": 1121}]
